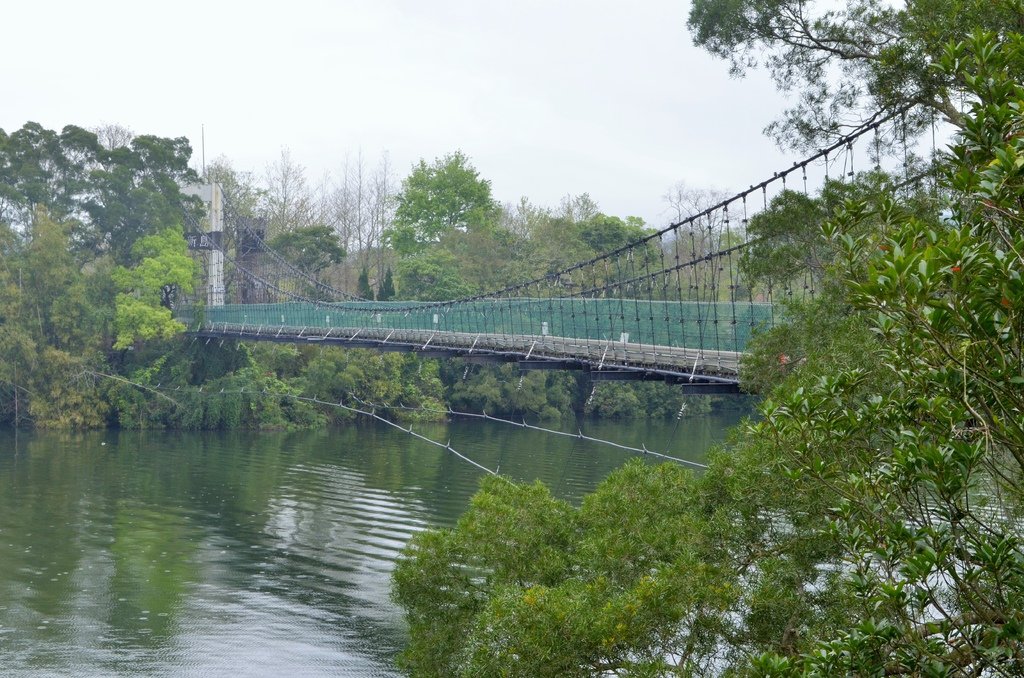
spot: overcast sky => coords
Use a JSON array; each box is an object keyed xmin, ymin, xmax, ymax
[{"xmin": 3, "ymin": 0, "xmax": 796, "ymax": 228}]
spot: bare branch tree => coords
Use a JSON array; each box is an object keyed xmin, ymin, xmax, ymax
[
  {"xmin": 262, "ymin": 148, "xmax": 320, "ymax": 236},
  {"xmin": 91, "ymin": 123, "xmax": 134, "ymax": 151}
]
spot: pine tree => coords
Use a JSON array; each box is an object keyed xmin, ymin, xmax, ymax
[
  {"xmin": 357, "ymin": 265, "xmax": 374, "ymax": 300},
  {"xmin": 377, "ymin": 267, "xmax": 396, "ymax": 301}
]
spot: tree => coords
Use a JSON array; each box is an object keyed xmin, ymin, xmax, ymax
[
  {"xmin": 445, "ymin": 363, "xmax": 576, "ymax": 420},
  {"xmin": 84, "ymin": 133, "xmax": 201, "ymax": 263},
  {"xmin": 0, "ymin": 210, "xmax": 112, "ymax": 428},
  {"xmin": 261, "ymin": 148, "xmax": 325, "ymax": 237},
  {"xmin": 525, "ymin": 203, "xmax": 654, "ymax": 282},
  {"xmin": 740, "ymin": 190, "xmax": 830, "ymax": 289},
  {"xmin": 267, "ymin": 224, "xmax": 345, "ymax": 276},
  {"xmin": 396, "ymin": 249, "xmax": 475, "ymax": 301},
  {"xmin": 329, "ymin": 151, "xmax": 396, "ymax": 284},
  {"xmin": 574, "ymin": 214, "xmax": 659, "ymax": 290},
  {"xmin": 377, "ymin": 267, "xmax": 396, "ymax": 301},
  {"xmin": 558, "ymin": 193, "xmax": 600, "ymax": 223},
  {"xmin": 0, "ymin": 221, "xmax": 37, "ymax": 427},
  {"xmin": 393, "ymin": 462, "xmax": 735, "ymax": 677},
  {"xmin": 357, "ymin": 264, "xmax": 374, "ymax": 300},
  {"xmin": 385, "ymin": 151, "xmax": 499, "ymax": 257},
  {"xmin": 739, "ymin": 172, "xmax": 940, "ymax": 294},
  {"xmin": 0, "ymin": 123, "xmax": 99, "ymax": 231},
  {"xmin": 576, "ymin": 214, "xmax": 648, "ymax": 254},
  {"xmin": 302, "ymin": 348, "xmax": 446, "ymax": 425},
  {"xmin": 437, "ymin": 220, "xmax": 533, "ymax": 293},
  {"xmin": 111, "ymin": 226, "xmax": 196, "ymax": 349},
  {"xmin": 0, "ymin": 124, "xmax": 200, "ymax": 256},
  {"xmin": 22, "ymin": 209, "xmax": 89, "ymax": 347},
  {"xmin": 749, "ymin": 32, "xmax": 1024, "ymax": 675},
  {"xmin": 204, "ymin": 156, "xmax": 266, "ymax": 225},
  {"xmin": 91, "ymin": 123, "xmax": 134, "ymax": 150},
  {"xmin": 686, "ymin": 0, "xmax": 1024, "ymax": 148},
  {"xmin": 500, "ymin": 197, "xmax": 551, "ymax": 239}
]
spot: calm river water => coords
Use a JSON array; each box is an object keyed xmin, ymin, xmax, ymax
[{"xmin": 0, "ymin": 412, "xmax": 746, "ymax": 676}]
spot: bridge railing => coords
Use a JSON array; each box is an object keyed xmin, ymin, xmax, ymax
[{"xmin": 180, "ymin": 298, "xmax": 774, "ymax": 353}]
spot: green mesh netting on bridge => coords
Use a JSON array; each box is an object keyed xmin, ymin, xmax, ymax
[{"xmin": 184, "ymin": 298, "xmax": 775, "ymax": 354}]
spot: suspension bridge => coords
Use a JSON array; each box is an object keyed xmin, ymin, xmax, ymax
[{"xmin": 175, "ymin": 110, "xmax": 909, "ymax": 393}]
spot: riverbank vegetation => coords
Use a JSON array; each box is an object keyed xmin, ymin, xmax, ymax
[{"xmin": 392, "ymin": 21, "xmax": 1024, "ymax": 678}]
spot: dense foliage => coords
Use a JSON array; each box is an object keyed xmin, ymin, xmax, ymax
[
  {"xmin": 0, "ymin": 126, "xmax": 200, "ymax": 428},
  {"xmin": 392, "ymin": 31, "xmax": 1024, "ymax": 677}
]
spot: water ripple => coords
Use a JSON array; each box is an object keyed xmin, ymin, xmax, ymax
[{"xmin": 0, "ymin": 413, "xmax": 741, "ymax": 676}]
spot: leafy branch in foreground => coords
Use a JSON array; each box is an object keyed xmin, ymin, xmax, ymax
[{"xmin": 752, "ymin": 31, "xmax": 1024, "ymax": 675}]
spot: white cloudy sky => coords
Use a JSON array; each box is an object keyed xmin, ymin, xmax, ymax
[{"xmin": 2, "ymin": 0, "xmax": 795, "ymax": 227}]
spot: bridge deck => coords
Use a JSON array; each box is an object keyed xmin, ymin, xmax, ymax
[{"xmin": 191, "ymin": 323, "xmax": 742, "ymax": 383}]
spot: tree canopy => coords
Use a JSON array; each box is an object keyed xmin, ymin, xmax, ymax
[
  {"xmin": 0, "ymin": 123, "xmax": 200, "ymax": 262},
  {"xmin": 267, "ymin": 224, "xmax": 346, "ymax": 275},
  {"xmin": 393, "ymin": 464, "xmax": 736, "ymax": 677},
  {"xmin": 385, "ymin": 151, "xmax": 499, "ymax": 257},
  {"xmin": 112, "ymin": 226, "xmax": 196, "ymax": 349},
  {"xmin": 687, "ymin": 0, "xmax": 1024, "ymax": 147}
]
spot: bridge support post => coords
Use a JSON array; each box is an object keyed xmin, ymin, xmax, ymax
[
  {"xmin": 182, "ymin": 183, "xmax": 226, "ymax": 306},
  {"xmin": 205, "ymin": 184, "xmax": 225, "ymax": 306}
]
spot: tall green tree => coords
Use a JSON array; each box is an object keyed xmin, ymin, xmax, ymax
[
  {"xmin": 738, "ymin": 176, "xmax": 918, "ymax": 290},
  {"xmin": 204, "ymin": 156, "xmax": 266, "ymax": 224},
  {"xmin": 356, "ymin": 264, "xmax": 374, "ymax": 299},
  {"xmin": 0, "ymin": 123, "xmax": 98, "ymax": 229},
  {"xmin": 377, "ymin": 267, "xmax": 396, "ymax": 301},
  {"xmin": 0, "ymin": 123, "xmax": 200, "ymax": 262},
  {"xmin": 393, "ymin": 463, "xmax": 736, "ymax": 677},
  {"xmin": 83, "ymin": 134, "xmax": 200, "ymax": 262},
  {"xmin": 0, "ymin": 222, "xmax": 36, "ymax": 426},
  {"xmin": 21, "ymin": 209, "xmax": 90, "ymax": 348},
  {"xmin": 385, "ymin": 151, "xmax": 499, "ymax": 257},
  {"xmin": 577, "ymin": 214, "xmax": 648, "ymax": 254},
  {"xmin": 0, "ymin": 210, "xmax": 112, "ymax": 428}
]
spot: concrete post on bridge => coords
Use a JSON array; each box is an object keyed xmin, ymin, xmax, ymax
[{"xmin": 181, "ymin": 183, "xmax": 225, "ymax": 307}]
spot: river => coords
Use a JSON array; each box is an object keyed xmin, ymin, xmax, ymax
[{"xmin": 0, "ymin": 412, "xmax": 746, "ymax": 676}]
